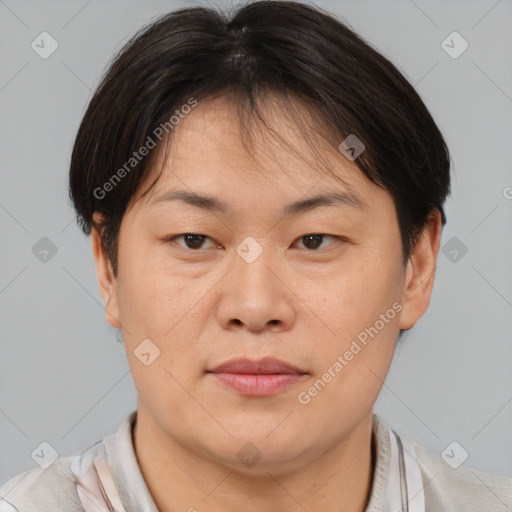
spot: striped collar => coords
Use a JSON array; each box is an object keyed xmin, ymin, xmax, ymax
[{"xmin": 69, "ymin": 411, "xmax": 425, "ymax": 512}]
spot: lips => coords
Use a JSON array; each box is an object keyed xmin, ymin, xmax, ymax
[
  {"xmin": 207, "ymin": 357, "xmax": 307, "ymax": 396},
  {"xmin": 208, "ymin": 357, "xmax": 306, "ymax": 375}
]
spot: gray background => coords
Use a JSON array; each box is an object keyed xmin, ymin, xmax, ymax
[{"xmin": 1, "ymin": 0, "xmax": 511, "ymax": 487}]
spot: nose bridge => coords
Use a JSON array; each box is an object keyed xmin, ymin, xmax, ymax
[{"xmin": 233, "ymin": 235, "xmax": 282, "ymax": 300}]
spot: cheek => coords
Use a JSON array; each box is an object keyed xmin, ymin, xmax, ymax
[
  {"xmin": 116, "ymin": 254, "xmax": 208, "ymax": 378},
  {"xmin": 117, "ymin": 264, "xmax": 204, "ymax": 415},
  {"xmin": 117, "ymin": 244, "xmax": 189, "ymax": 331},
  {"xmin": 295, "ymin": 270, "xmax": 400, "ymax": 426},
  {"xmin": 299, "ymin": 235, "xmax": 403, "ymax": 389},
  {"xmin": 316, "ymin": 250, "xmax": 402, "ymax": 338}
]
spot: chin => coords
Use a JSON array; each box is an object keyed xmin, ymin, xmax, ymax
[{"xmin": 213, "ymin": 437, "xmax": 308, "ymax": 477}]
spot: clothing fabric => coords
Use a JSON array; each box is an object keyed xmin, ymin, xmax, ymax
[{"xmin": 1, "ymin": 410, "xmax": 511, "ymax": 511}]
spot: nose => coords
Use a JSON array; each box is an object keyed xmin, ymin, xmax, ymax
[{"xmin": 215, "ymin": 246, "xmax": 297, "ymax": 333}]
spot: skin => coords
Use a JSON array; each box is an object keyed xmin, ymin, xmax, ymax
[{"xmin": 91, "ymin": 95, "xmax": 442, "ymax": 512}]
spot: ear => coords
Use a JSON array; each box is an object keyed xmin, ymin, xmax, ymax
[
  {"xmin": 91, "ymin": 212, "xmax": 122, "ymax": 329},
  {"xmin": 399, "ymin": 209, "xmax": 443, "ymax": 330}
]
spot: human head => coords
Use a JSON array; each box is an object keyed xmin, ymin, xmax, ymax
[{"xmin": 68, "ymin": 0, "xmax": 450, "ymax": 482}]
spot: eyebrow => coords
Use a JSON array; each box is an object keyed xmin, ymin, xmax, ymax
[{"xmin": 149, "ymin": 188, "xmax": 368, "ymax": 216}]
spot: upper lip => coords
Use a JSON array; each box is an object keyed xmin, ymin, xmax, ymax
[{"xmin": 208, "ymin": 357, "xmax": 307, "ymax": 375}]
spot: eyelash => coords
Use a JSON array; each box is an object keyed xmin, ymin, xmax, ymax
[{"xmin": 164, "ymin": 233, "xmax": 344, "ymax": 252}]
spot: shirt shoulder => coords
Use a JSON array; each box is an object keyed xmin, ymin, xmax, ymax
[
  {"xmin": 0, "ymin": 456, "xmax": 83, "ymax": 512},
  {"xmin": 0, "ymin": 410, "xmax": 147, "ymax": 512},
  {"xmin": 412, "ymin": 440, "xmax": 512, "ymax": 511}
]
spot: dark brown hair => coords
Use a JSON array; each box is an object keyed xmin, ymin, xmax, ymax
[{"xmin": 69, "ymin": 0, "xmax": 451, "ymax": 278}]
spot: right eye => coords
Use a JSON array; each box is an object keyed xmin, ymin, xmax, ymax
[{"xmin": 164, "ymin": 233, "xmax": 219, "ymax": 251}]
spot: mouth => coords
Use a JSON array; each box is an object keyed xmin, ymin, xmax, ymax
[{"xmin": 207, "ymin": 357, "xmax": 308, "ymax": 396}]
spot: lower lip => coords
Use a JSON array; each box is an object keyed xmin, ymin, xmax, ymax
[{"xmin": 210, "ymin": 373, "xmax": 304, "ymax": 396}]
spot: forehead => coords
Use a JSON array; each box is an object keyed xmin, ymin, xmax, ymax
[{"xmin": 132, "ymin": 94, "xmax": 389, "ymax": 218}]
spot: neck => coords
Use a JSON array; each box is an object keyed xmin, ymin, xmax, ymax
[{"xmin": 133, "ymin": 405, "xmax": 376, "ymax": 512}]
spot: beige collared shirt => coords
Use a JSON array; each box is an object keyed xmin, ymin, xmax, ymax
[{"xmin": 1, "ymin": 410, "xmax": 511, "ymax": 511}]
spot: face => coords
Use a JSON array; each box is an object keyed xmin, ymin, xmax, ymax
[{"xmin": 92, "ymin": 95, "xmax": 440, "ymax": 474}]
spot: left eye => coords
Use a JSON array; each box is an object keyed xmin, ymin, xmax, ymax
[
  {"xmin": 294, "ymin": 234, "xmax": 338, "ymax": 250},
  {"xmin": 166, "ymin": 233, "xmax": 338, "ymax": 251}
]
